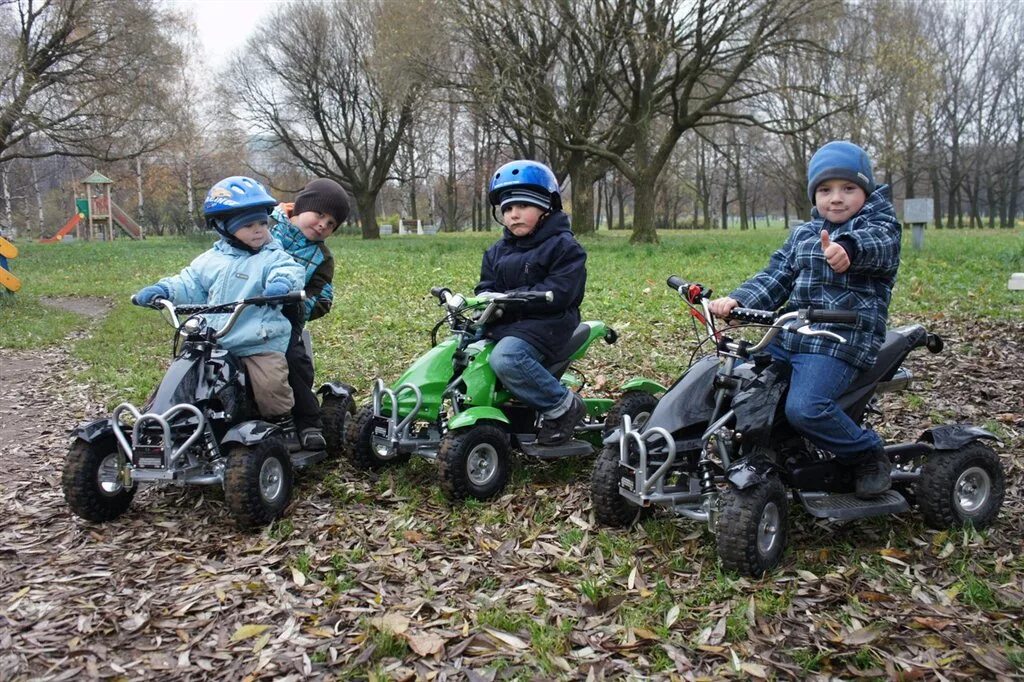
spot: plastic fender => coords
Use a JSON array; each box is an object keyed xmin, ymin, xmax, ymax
[
  {"xmin": 456, "ymin": 340, "xmax": 512, "ymax": 408},
  {"xmin": 447, "ymin": 407, "xmax": 510, "ymax": 431},
  {"xmin": 919, "ymin": 424, "xmax": 999, "ymax": 450},
  {"xmin": 644, "ymin": 356, "xmax": 719, "ymax": 434},
  {"xmin": 72, "ymin": 417, "xmax": 117, "ymax": 443},
  {"xmin": 318, "ymin": 382, "xmax": 356, "ymax": 399},
  {"xmin": 384, "ymin": 337, "xmax": 459, "ymax": 420},
  {"xmin": 583, "ymin": 398, "xmax": 614, "ymax": 420},
  {"xmin": 149, "ymin": 353, "xmax": 203, "ymax": 414},
  {"xmin": 619, "ymin": 377, "xmax": 668, "ymax": 395},
  {"xmin": 726, "ymin": 455, "xmax": 776, "ymax": 490},
  {"xmin": 221, "ymin": 420, "xmax": 280, "ymax": 448},
  {"xmin": 568, "ymin": 320, "xmax": 610, "ymax": 360}
]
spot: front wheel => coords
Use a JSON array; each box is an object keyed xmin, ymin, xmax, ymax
[
  {"xmin": 590, "ymin": 444, "xmax": 650, "ymax": 527},
  {"xmin": 603, "ymin": 391, "xmax": 659, "ymax": 436},
  {"xmin": 62, "ymin": 436, "xmax": 136, "ymax": 522},
  {"xmin": 438, "ymin": 425, "xmax": 511, "ymax": 501},
  {"xmin": 716, "ymin": 477, "xmax": 789, "ymax": 578},
  {"xmin": 224, "ymin": 439, "xmax": 293, "ymax": 529},
  {"xmin": 345, "ymin": 405, "xmax": 412, "ymax": 470},
  {"xmin": 321, "ymin": 393, "xmax": 355, "ymax": 458},
  {"xmin": 918, "ymin": 443, "xmax": 1004, "ymax": 530}
]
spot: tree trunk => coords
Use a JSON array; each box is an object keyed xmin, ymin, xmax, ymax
[
  {"xmin": 570, "ymin": 165, "xmax": 597, "ymax": 235},
  {"xmin": 31, "ymin": 161, "xmax": 43, "ymax": 236},
  {"xmin": 783, "ymin": 197, "xmax": 789, "ymax": 229},
  {"xmin": 358, "ymin": 193, "xmax": 380, "ymax": 239},
  {"xmin": 445, "ymin": 99, "xmax": 457, "ymax": 232},
  {"xmin": 630, "ymin": 180, "xmax": 658, "ymax": 244},
  {"xmin": 720, "ymin": 187, "xmax": 728, "ymax": 231},
  {"xmin": 1, "ymin": 164, "xmax": 13, "ymax": 237},
  {"xmin": 135, "ymin": 156, "xmax": 145, "ymax": 231},
  {"xmin": 186, "ymin": 159, "xmax": 196, "ymax": 232},
  {"xmin": 594, "ymin": 177, "xmax": 603, "ymax": 230}
]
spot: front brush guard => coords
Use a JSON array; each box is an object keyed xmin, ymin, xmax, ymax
[
  {"xmin": 616, "ymin": 415, "xmax": 706, "ymax": 521},
  {"xmin": 371, "ymin": 379, "xmax": 424, "ymax": 457},
  {"xmin": 111, "ymin": 402, "xmax": 206, "ymax": 485}
]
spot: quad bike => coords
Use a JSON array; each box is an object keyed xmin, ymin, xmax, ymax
[
  {"xmin": 346, "ymin": 287, "xmax": 650, "ymax": 501},
  {"xmin": 62, "ymin": 292, "xmax": 355, "ymax": 529},
  {"xmin": 591, "ymin": 276, "xmax": 1005, "ymax": 577}
]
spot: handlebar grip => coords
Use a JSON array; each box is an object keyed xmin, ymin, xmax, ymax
[
  {"xmin": 807, "ymin": 309, "xmax": 859, "ymax": 324},
  {"xmin": 728, "ymin": 308, "xmax": 775, "ymax": 325},
  {"xmin": 430, "ymin": 286, "xmax": 448, "ymax": 297},
  {"xmin": 666, "ymin": 276, "xmax": 689, "ymax": 291}
]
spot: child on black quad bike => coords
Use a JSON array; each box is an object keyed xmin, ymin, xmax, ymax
[
  {"xmin": 709, "ymin": 141, "xmax": 900, "ymax": 499},
  {"xmin": 62, "ymin": 177, "xmax": 350, "ymax": 529},
  {"xmin": 477, "ymin": 159, "xmax": 588, "ymax": 447}
]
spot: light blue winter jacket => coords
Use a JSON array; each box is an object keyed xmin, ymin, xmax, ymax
[{"xmin": 157, "ymin": 239, "xmax": 305, "ymax": 356}]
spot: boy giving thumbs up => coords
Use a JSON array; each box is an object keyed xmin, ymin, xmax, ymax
[{"xmin": 707, "ymin": 141, "xmax": 901, "ymax": 499}]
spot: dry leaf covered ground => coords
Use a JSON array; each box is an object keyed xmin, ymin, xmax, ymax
[{"xmin": 1, "ymin": 306, "xmax": 1021, "ymax": 681}]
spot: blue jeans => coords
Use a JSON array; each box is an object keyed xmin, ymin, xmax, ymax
[
  {"xmin": 489, "ymin": 336, "xmax": 572, "ymax": 418},
  {"xmin": 766, "ymin": 343, "xmax": 883, "ymax": 461}
]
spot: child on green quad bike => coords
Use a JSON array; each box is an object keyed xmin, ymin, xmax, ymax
[{"xmin": 478, "ymin": 159, "xmax": 588, "ymax": 446}]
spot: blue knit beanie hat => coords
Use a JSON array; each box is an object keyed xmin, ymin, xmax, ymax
[
  {"xmin": 224, "ymin": 209, "xmax": 270, "ymax": 235},
  {"xmin": 807, "ymin": 141, "xmax": 875, "ymax": 203}
]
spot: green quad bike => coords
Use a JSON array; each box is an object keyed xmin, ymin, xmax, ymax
[{"xmin": 345, "ymin": 287, "xmax": 664, "ymax": 501}]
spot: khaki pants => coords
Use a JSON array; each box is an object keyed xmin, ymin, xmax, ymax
[{"xmin": 240, "ymin": 352, "xmax": 295, "ymax": 419}]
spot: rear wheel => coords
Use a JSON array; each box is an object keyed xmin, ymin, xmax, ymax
[
  {"xmin": 590, "ymin": 443, "xmax": 650, "ymax": 526},
  {"xmin": 716, "ymin": 477, "xmax": 789, "ymax": 577},
  {"xmin": 918, "ymin": 443, "xmax": 1004, "ymax": 530},
  {"xmin": 345, "ymin": 405, "xmax": 412, "ymax": 470},
  {"xmin": 438, "ymin": 425, "xmax": 511, "ymax": 501},
  {"xmin": 62, "ymin": 436, "xmax": 136, "ymax": 522},
  {"xmin": 224, "ymin": 439, "xmax": 293, "ymax": 529},
  {"xmin": 321, "ymin": 393, "xmax": 355, "ymax": 458}
]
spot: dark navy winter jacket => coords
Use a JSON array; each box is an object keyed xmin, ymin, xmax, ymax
[{"xmin": 475, "ymin": 212, "xmax": 587, "ymax": 361}]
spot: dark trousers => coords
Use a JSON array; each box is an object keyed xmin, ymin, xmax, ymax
[{"xmin": 286, "ymin": 323, "xmax": 321, "ymax": 430}]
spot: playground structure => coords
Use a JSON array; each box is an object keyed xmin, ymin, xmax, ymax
[
  {"xmin": 0, "ymin": 233, "xmax": 19, "ymax": 293},
  {"xmin": 40, "ymin": 171, "xmax": 142, "ymax": 243}
]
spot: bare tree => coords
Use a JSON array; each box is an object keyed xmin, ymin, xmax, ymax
[
  {"xmin": 231, "ymin": 0, "xmax": 440, "ymax": 239},
  {"xmin": 0, "ymin": 0, "xmax": 180, "ymax": 165}
]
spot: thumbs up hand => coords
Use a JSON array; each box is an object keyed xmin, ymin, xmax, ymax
[{"xmin": 821, "ymin": 229, "xmax": 850, "ymax": 273}]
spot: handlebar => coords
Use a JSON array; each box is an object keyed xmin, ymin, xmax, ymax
[
  {"xmin": 134, "ymin": 291, "xmax": 306, "ymax": 338},
  {"xmin": 431, "ymin": 287, "xmax": 554, "ymax": 330}
]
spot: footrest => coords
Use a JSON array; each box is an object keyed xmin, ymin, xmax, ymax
[
  {"xmin": 290, "ymin": 449, "xmax": 328, "ymax": 469},
  {"xmin": 520, "ymin": 439, "xmax": 594, "ymax": 460},
  {"xmin": 798, "ymin": 489, "xmax": 908, "ymax": 520}
]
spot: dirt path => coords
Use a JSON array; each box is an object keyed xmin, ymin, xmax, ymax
[{"xmin": 1, "ymin": 308, "xmax": 1021, "ymax": 680}]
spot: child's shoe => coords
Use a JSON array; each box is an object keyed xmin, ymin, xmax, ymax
[
  {"xmin": 854, "ymin": 449, "xmax": 891, "ymax": 499},
  {"xmin": 537, "ymin": 393, "xmax": 586, "ymax": 446},
  {"xmin": 300, "ymin": 427, "xmax": 326, "ymax": 451}
]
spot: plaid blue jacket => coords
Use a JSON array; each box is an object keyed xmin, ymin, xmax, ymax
[
  {"xmin": 270, "ymin": 209, "xmax": 334, "ymax": 322},
  {"xmin": 731, "ymin": 185, "xmax": 901, "ymax": 370}
]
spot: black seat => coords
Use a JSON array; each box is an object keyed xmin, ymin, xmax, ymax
[
  {"xmin": 545, "ymin": 323, "xmax": 591, "ymax": 377},
  {"xmin": 838, "ymin": 324, "xmax": 928, "ymax": 418}
]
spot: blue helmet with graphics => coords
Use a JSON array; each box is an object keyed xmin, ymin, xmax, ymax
[
  {"xmin": 487, "ymin": 160, "xmax": 561, "ymax": 212},
  {"xmin": 203, "ymin": 176, "xmax": 277, "ymax": 239}
]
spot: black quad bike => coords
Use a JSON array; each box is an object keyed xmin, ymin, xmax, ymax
[
  {"xmin": 62, "ymin": 293, "xmax": 355, "ymax": 529},
  {"xmin": 346, "ymin": 287, "xmax": 629, "ymax": 501},
  {"xmin": 591, "ymin": 276, "xmax": 1005, "ymax": 577}
]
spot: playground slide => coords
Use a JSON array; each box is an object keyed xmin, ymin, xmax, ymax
[
  {"xmin": 0, "ymin": 236, "xmax": 20, "ymax": 292},
  {"xmin": 40, "ymin": 214, "xmax": 80, "ymax": 243},
  {"xmin": 110, "ymin": 201, "xmax": 142, "ymax": 239}
]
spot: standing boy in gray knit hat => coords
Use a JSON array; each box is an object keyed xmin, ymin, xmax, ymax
[
  {"xmin": 708, "ymin": 140, "xmax": 902, "ymax": 499},
  {"xmin": 270, "ymin": 178, "xmax": 351, "ymax": 451}
]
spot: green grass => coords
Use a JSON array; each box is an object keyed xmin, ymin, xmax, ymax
[{"xmin": 3, "ymin": 228, "xmax": 1020, "ymax": 404}]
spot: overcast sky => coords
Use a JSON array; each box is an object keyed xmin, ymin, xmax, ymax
[{"xmin": 170, "ymin": 0, "xmax": 284, "ymax": 68}]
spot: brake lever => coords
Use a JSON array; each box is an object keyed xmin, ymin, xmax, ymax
[{"xmin": 795, "ymin": 324, "xmax": 847, "ymax": 344}]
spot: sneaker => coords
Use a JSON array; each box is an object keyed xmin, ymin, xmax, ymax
[
  {"xmin": 537, "ymin": 393, "xmax": 586, "ymax": 446},
  {"xmin": 300, "ymin": 427, "xmax": 326, "ymax": 451},
  {"xmin": 854, "ymin": 449, "xmax": 891, "ymax": 499}
]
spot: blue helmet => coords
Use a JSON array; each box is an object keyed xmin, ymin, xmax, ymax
[
  {"xmin": 203, "ymin": 176, "xmax": 277, "ymax": 219},
  {"xmin": 488, "ymin": 160, "xmax": 561, "ymax": 212},
  {"xmin": 202, "ymin": 176, "xmax": 277, "ymax": 242}
]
